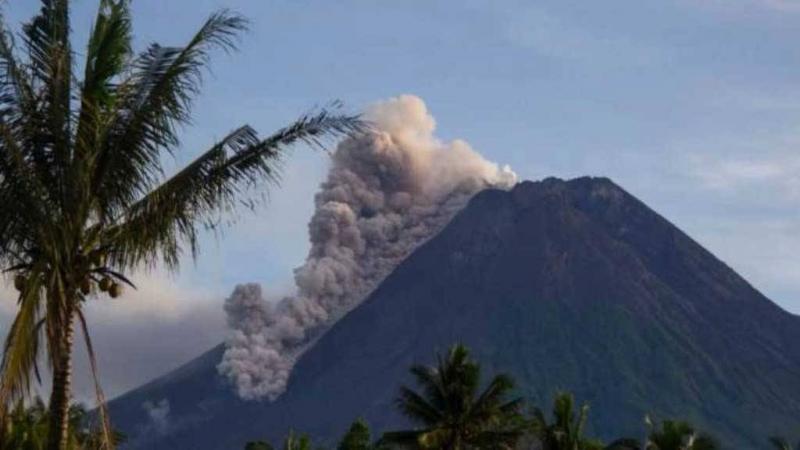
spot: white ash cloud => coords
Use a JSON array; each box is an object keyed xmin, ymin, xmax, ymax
[
  {"xmin": 217, "ymin": 95, "xmax": 517, "ymax": 400},
  {"xmin": 142, "ymin": 399, "xmax": 171, "ymax": 435}
]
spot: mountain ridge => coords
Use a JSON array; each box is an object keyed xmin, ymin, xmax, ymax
[{"xmin": 108, "ymin": 177, "xmax": 800, "ymax": 449}]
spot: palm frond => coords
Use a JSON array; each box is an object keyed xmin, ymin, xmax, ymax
[
  {"xmin": 0, "ymin": 119, "xmax": 57, "ymax": 263},
  {"xmin": 75, "ymin": 0, "xmax": 132, "ymax": 160},
  {"xmin": 396, "ymin": 386, "xmax": 443, "ymax": 426},
  {"xmin": 417, "ymin": 428, "xmax": 453, "ymax": 449},
  {"xmin": 83, "ymin": 0, "xmax": 131, "ymax": 102},
  {"xmin": 472, "ymin": 373, "xmax": 516, "ymax": 413},
  {"xmin": 23, "ymin": 0, "xmax": 71, "ymax": 84},
  {"xmin": 0, "ymin": 272, "xmax": 44, "ymax": 405},
  {"xmin": 470, "ymin": 429, "xmax": 525, "ymax": 450},
  {"xmin": 576, "ymin": 403, "xmax": 590, "ymax": 440},
  {"xmin": 0, "ymin": 18, "xmax": 61, "ymax": 211},
  {"xmin": 769, "ymin": 437, "xmax": 794, "ymax": 450},
  {"xmin": 0, "ymin": 16, "xmax": 33, "ymax": 125},
  {"xmin": 105, "ymin": 109, "xmax": 364, "ymax": 271},
  {"xmin": 379, "ymin": 429, "xmax": 426, "ymax": 448},
  {"xmin": 75, "ymin": 308, "xmax": 112, "ymax": 450},
  {"xmin": 92, "ymin": 9, "xmax": 248, "ymax": 221},
  {"xmin": 22, "ymin": 0, "xmax": 72, "ymax": 190},
  {"xmin": 409, "ymin": 364, "xmax": 444, "ymax": 408},
  {"xmin": 390, "ymin": 345, "xmax": 526, "ymax": 450}
]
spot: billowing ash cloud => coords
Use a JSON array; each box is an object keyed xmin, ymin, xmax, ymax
[{"xmin": 217, "ymin": 95, "xmax": 517, "ymax": 400}]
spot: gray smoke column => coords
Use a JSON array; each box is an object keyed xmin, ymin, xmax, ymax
[{"xmin": 218, "ymin": 95, "xmax": 517, "ymax": 400}]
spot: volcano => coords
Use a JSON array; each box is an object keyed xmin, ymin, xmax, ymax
[{"xmin": 107, "ymin": 177, "xmax": 800, "ymax": 449}]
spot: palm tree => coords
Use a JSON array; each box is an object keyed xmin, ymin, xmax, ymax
[
  {"xmin": 381, "ymin": 344, "xmax": 525, "ymax": 450},
  {"xmin": 601, "ymin": 417, "xmax": 718, "ymax": 450},
  {"xmin": 0, "ymin": 1, "xmax": 363, "ymax": 449},
  {"xmin": 645, "ymin": 420, "xmax": 717, "ymax": 450},
  {"xmin": 282, "ymin": 431, "xmax": 312, "ymax": 450},
  {"xmin": 528, "ymin": 392, "xmax": 604, "ymax": 450},
  {"xmin": 338, "ymin": 419, "xmax": 372, "ymax": 450}
]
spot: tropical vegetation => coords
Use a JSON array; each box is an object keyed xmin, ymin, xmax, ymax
[
  {"xmin": 3, "ymin": 343, "xmax": 794, "ymax": 450},
  {"xmin": 379, "ymin": 344, "xmax": 525, "ymax": 450},
  {"xmin": 0, "ymin": 397, "xmax": 122, "ymax": 449},
  {"xmin": 527, "ymin": 391, "xmax": 604, "ymax": 450},
  {"xmin": 604, "ymin": 417, "xmax": 719, "ymax": 450},
  {"xmin": 643, "ymin": 418, "xmax": 717, "ymax": 450},
  {"xmin": 338, "ymin": 419, "xmax": 372, "ymax": 450},
  {"xmin": 770, "ymin": 437, "xmax": 799, "ymax": 450},
  {"xmin": 0, "ymin": 1, "xmax": 363, "ymax": 449},
  {"xmin": 235, "ymin": 344, "xmax": 798, "ymax": 450}
]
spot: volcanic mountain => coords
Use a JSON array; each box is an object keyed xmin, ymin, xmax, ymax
[{"xmin": 107, "ymin": 177, "xmax": 800, "ymax": 449}]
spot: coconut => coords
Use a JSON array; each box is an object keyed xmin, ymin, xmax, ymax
[
  {"xmin": 99, "ymin": 277, "xmax": 112, "ymax": 292},
  {"xmin": 109, "ymin": 283, "xmax": 122, "ymax": 299},
  {"xmin": 13, "ymin": 275, "xmax": 25, "ymax": 291},
  {"xmin": 80, "ymin": 278, "xmax": 91, "ymax": 295}
]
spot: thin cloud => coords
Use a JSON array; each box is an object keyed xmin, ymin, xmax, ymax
[
  {"xmin": 691, "ymin": 0, "xmax": 800, "ymax": 14},
  {"xmin": 501, "ymin": 5, "xmax": 666, "ymax": 67},
  {"xmin": 677, "ymin": 123, "xmax": 800, "ymax": 199},
  {"xmin": 687, "ymin": 154, "xmax": 800, "ymax": 193},
  {"xmin": 0, "ymin": 270, "xmax": 228, "ymax": 403},
  {"xmin": 751, "ymin": 0, "xmax": 800, "ymax": 12}
]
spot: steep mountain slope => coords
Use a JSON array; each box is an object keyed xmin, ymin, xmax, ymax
[{"xmin": 108, "ymin": 177, "xmax": 800, "ymax": 449}]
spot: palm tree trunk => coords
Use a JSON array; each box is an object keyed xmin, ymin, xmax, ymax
[{"xmin": 47, "ymin": 310, "xmax": 75, "ymax": 450}]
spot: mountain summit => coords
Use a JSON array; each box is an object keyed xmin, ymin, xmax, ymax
[{"xmin": 108, "ymin": 177, "xmax": 800, "ymax": 449}]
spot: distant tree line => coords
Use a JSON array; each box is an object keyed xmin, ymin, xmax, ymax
[
  {"xmin": 1, "ymin": 344, "xmax": 796, "ymax": 449},
  {"xmin": 243, "ymin": 345, "xmax": 798, "ymax": 450}
]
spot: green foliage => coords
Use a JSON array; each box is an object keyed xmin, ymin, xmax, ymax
[
  {"xmin": 0, "ymin": 397, "xmax": 124, "ymax": 449},
  {"xmin": 645, "ymin": 418, "xmax": 718, "ymax": 450},
  {"xmin": 245, "ymin": 441, "xmax": 274, "ymax": 450},
  {"xmin": 282, "ymin": 431, "xmax": 312, "ymax": 450},
  {"xmin": 528, "ymin": 392, "xmax": 604, "ymax": 450},
  {"xmin": 239, "ymin": 345, "xmax": 779, "ymax": 449},
  {"xmin": 338, "ymin": 419, "xmax": 371, "ymax": 450},
  {"xmin": 769, "ymin": 437, "xmax": 798, "ymax": 450},
  {"xmin": 381, "ymin": 344, "xmax": 525, "ymax": 450},
  {"xmin": 0, "ymin": 0, "xmax": 363, "ymax": 448}
]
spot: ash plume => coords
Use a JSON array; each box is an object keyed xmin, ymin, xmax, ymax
[{"xmin": 218, "ymin": 95, "xmax": 517, "ymax": 400}]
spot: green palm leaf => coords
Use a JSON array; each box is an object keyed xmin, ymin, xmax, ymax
[{"xmin": 383, "ymin": 344, "xmax": 525, "ymax": 450}]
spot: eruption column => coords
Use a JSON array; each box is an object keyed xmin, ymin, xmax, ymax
[{"xmin": 218, "ymin": 95, "xmax": 517, "ymax": 400}]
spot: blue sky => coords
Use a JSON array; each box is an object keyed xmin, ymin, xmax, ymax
[{"xmin": 3, "ymin": 0, "xmax": 800, "ymax": 399}]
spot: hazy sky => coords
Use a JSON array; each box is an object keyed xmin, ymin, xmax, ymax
[{"xmin": 3, "ymin": 0, "xmax": 800, "ymax": 401}]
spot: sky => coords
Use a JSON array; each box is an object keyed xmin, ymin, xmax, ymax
[{"xmin": 2, "ymin": 0, "xmax": 800, "ymax": 402}]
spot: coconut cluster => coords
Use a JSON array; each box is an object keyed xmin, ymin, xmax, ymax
[{"xmin": 12, "ymin": 249, "xmax": 125, "ymax": 299}]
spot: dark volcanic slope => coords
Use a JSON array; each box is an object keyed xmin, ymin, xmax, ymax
[{"xmin": 109, "ymin": 177, "xmax": 800, "ymax": 449}]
